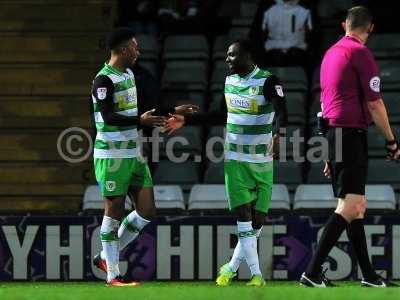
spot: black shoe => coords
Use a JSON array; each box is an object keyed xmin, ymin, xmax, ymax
[
  {"xmin": 93, "ymin": 253, "xmax": 107, "ymax": 273},
  {"xmin": 361, "ymin": 276, "xmax": 399, "ymax": 288},
  {"xmin": 300, "ymin": 272, "xmax": 326, "ymax": 288}
]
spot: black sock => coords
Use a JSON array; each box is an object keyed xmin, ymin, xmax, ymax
[
  {"xmin": 306, "ymin": 213, "xmax": 348, "ymax": 277},
  {"xmin": 346, "ymin": 219, "xmax": 378, "ymax": 281}
]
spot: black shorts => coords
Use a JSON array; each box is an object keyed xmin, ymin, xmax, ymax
[{"xmin": 326, "ymin": 127, "xmax": 368, "ymax": 198}]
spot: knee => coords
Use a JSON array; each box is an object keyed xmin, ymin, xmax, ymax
[{"xmin": 336, "ymin": 196, "xmax": 366, "ymax": 221}]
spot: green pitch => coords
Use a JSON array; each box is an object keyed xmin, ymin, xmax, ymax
[{"xmin": 1, "ymin": 282, "xmax": 399, "ymax": 300}]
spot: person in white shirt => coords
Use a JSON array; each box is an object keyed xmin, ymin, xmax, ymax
[{"xmin": 261, "ymin": 0, "xmax": 312, "ymax": 66}]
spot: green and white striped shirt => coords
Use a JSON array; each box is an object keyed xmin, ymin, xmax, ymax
[
  {"xmin": 224, "ymin": 66, "xmax": 275, "ymax": 163},
  {"xmin": 92, "ymin": 63, "xmax": 139, "ymax": 159}
]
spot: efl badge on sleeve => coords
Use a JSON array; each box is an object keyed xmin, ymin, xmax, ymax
[
  {"xmin": 275, "ymin": 85, "xmax": 284, "ymax": 97},
  {"xmin": 369, "ymin": 76, "xmax": 380, "ymax": 93},
  {"xmin": 97, "ymin": 87, "xmax": 108, "ymax": 100}
]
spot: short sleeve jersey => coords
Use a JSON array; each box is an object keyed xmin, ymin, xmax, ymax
[{"xmin": 320, "ymin": 36, "xmax": 381, "ymax": 129}]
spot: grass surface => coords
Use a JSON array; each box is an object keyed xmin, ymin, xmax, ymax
[{"xmin": 0, "ymin": 282, "xmax": 399, "ymax": 300}]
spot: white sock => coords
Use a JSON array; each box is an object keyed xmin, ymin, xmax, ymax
[
  {"xmin": 228, "ymin": 226, "xmax": 263, "ymax": 272},
  {"xmin": 237, "ymin": 221, "xmax": 262, "ymax": 276},
  {"xmin": 100, "ymin": 216, "xmax": 120, "ymax": 282},
  {"xmin": 100, "ymin": 211, "xmax": 151, "ymax": 261},
  {"xmin": 118, "ymin": 210, "xmax": 150, "ymax": 250}
]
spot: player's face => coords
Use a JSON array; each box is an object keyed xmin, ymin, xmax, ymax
[
  {"xmin": 226, "ymin": 43, "xmax": 245, "ymax": 74},
  {"xmin": 123, "ymin": 38, "xmax": 140, "ymax": 66}
]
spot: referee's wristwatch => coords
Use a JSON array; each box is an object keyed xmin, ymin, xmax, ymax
[{"xmin": 385, "ymin": 138, "xmax": 399, "ymax": 159}]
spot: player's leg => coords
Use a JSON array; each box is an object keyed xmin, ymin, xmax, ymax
[
  {"xmin": 216, "ymin": 160, "xmax": 256, "ymax": 286},
  {"xmin": 94, "ymin": 158, "xmax": 139, "ymax": 285},
  {"xmin": 101, "ymin": 195, "xmax": 125, "ymax": 282},
  {"xmin": 117, "ymin": 158, "xmax": 154, "ymax": 252}
]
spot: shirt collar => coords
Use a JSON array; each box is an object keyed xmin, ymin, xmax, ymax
[
  {"xmin": 104, "ymin": 62, "xmax": 124, "ymax": 76},
  {"xmin": 239, "ymin": 65, "xmax": 258, "ymax": 80}
]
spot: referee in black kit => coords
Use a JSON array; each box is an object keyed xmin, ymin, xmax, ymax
[{"xmin": 300, "ymin": 6, "xmax": 400, "ymax": 288}]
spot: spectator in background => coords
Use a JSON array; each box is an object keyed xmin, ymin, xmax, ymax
[
  {"xmin": 317, "ymin": 0, "xmax": 353, "ymax": 19},
  {"xmin": 261, "ymin": 0, "xmax": 312, "ymax": 67}
]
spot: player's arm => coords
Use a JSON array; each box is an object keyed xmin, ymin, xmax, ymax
[
  {"xmin": 263, "ymin": 75, "xmax": 288, "ymax": 134},
  {"xmin": 93, "ymin": 75, "xmax": 165, "ymax": 127},
  {"xmin": 263, "ymin": 75, "xmax": 288, "ymax": 158}
]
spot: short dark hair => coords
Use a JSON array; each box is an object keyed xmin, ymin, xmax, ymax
[
  {"xmin": 106, "ymin": 27, "xmax": 136, "ymax": 51},
  {"xmin": 233, "ymin": 38, "xmax": 254, "ymax": 58},
  {"xmin": 346, "ymin": 6, "xmax": 373, "ymax": 31}
]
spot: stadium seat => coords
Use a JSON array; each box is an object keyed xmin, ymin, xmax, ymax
[
  {"xmin": 267, "ymin": 67, "xmax": 308, "ymax": 92},
  {"xmin": 160, "ymin": 126, "xmax": 203, "ymax": 156},
  {"xmin": 213, "ymin": 36, "xmax": 234, "ymax": 61},
  {"xmin": 0, "ymin": 96, "xmax": 92, "ymax": 128},
  {"xmin": 294, "ymin": 184, "xmax": 336, "ymax": 210},
  {"xmin": 204, "ymin": 161, "xmax": 224, "ymax": 184},
  {"xmin": 135, "ymin": 34, "xmax": 159, "ymax": 62},
  {"xmin": 163, "ymin": 35, "xmax": 209, "ymax": 61},
  {"xmin": 384, "ymin": 93, "xmax": 400, "ymax": 123},
  {"xmin": 274, "ymin": 160, "xmax": 303, "ymax": 188},
  {"xmin": 368, "ymin": 126, "xmax": 389, "ymax": 157},
  {"xmin": 365, "ymin": 185, "xmax": 396, "ymax": 210},
  {"xmin": 82, "ymin": 185, "xmax": 132, "ymax": 211},
  {"xmin": 153, "ymin": 160, "xmax": 200, "ymax": 186},
  {"xmin": 380, "ymin": 65, "xmax": 400, "ymax": 91},
  {"xmin": 209, "ymin": 93, "xmax": 225, "ymax": 113},
  {"xmin": 162, "ymin": 91, "xmax": 205, "ymax": 113},
  {"xmin": 0, "ymin": 162, "xmax": 94, "ymax": 184},
  {"xmin": 210, "ymin": 60, "xmax": 229, "ymax": 92},
  {"xmin": 188, "ymin": 184, "xmax": 228, "ymax": 210},
  {"xmin": 0, "ymin": 129, "xmax": 91, "ymax": 161},
  {"xmin": 188, "ymin": 184, "xmax": 291, "ymax": 211},
  {"xmin": 368, "ymin": 34, "xmax": 400, "ymax": 60},
  {"xmin": 153, "ymin": 185, "xmax": 185, "ymax": 210},
  {"xmin": 367, "ymin": 159, "xmax": 400, "ymax": 189},
  {"xmin": 162, "ymin": 61, "xmax": 207, "ymax": 92},
  {"xmin": 0, "ymin": 65, "xmax": 97, "ymax": 96},
  {"xmin": 280, "ymin": 126, "xmax": 305, "ymax": 159},
  {"xmin": 285, "ymin": 92, "xmax": 306, "ymax": 124},
  {"xmin": 207, "ymin": 126, "xmax": 225, "ymax": 157},
  {"xmin": 269, "ymin": 184, "xmax": 291, "ymax": 211}
]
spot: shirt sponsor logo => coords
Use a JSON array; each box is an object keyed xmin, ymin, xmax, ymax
[
  {"xmin": 228, "ymin": 97, "xmax": 258, "ymax": 113},
  {"xmin": 97, "ymin": 87, "xmax": 107, "ymax": 100},
  {"xmin": 105, "ymin": 181, "xmax": 116, "ymax": 192},
  {"xmin": 275, "ymin": 85, "xmax": 284, "ymax": 97},
  {"xmin": 369, "ymin": 76, "xmax": 380, "ymax": 93}
]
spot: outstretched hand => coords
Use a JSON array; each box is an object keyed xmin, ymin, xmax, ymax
[
  {"xmin": 164, "ymin": 114, "xmax": 185, "ymax": 134},
  {"xmin": 174, "ymin": 104, "xmax": 199, "ymax": 115},
  {"xmin": 140, "ymin": 109, "xmax": 167, "ymax": 127}
]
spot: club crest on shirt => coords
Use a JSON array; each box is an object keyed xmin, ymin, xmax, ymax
[
  {"xmin": 97, "ymin": 87, "xmax": 107, "ymax": 100},
  {"xmin": 249, "ymin": 86, "xmax": 259, "ymax": 96},
  {"xmin": 369, "ymin": 76, "xmax": 380, "ymax": 93},
  {"xmin": 105, "ymin": 180, "xmax": 116, "ymax": 192}
]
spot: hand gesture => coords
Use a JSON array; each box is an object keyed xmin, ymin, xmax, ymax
[
  {"xmin": 140, "ymin": 109, "xmax": 166, "ymax": 127},
  {"xmin": 164, "ymin": 114, "xmax": 185, "ymax": 135},
  {"xmin": 174, "ymin": 104, "xmax": 199, "ymax": 115}
]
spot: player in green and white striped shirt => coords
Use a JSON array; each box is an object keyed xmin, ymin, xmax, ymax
[
  {"xmin": 167, "ymin": 40, "xmax": 288, "ymax": 286},
  {"xmin": 91, "ymin": 28, "xmax": 198, "ymax": 286}
]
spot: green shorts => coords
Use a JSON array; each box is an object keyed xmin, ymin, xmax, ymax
[
  {"xmin": 94, "ymin": 157, "xmax": 153, "ymax": 197},
  {"xmin": 224, "ymin": 160, "xmax": 273, "ymax": 213}
]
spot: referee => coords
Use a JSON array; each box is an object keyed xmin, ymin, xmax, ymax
[{"xmin": 300, "ymin": 6, "xmax": 400, "ymax": 288}]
